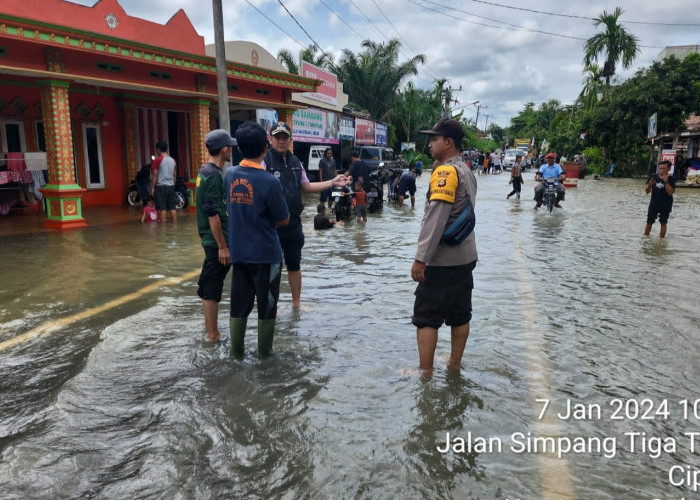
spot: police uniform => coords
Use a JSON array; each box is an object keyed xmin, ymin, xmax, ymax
[{"xmin": 412, "ymin": 155, "xmax": 478, "ymax": 328}]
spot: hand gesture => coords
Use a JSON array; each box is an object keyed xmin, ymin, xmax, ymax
[{"xmin": 334, "ymin": 174, "xmax": 351, "ymax": 187}]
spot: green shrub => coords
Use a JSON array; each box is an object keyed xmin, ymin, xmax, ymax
[{"xmin": 582, "ymin": 146, "xmax": 607, "ymax": 175}]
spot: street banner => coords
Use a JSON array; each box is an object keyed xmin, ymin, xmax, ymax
[
  {"xmin": 292, "ymin": 108, "xmax": 340, "ymax": 144},
  {"xmin": 355, "ymin": 118, "xmax": 375, "ymax": 145},
  {"xmin": 339, "ymin": 115, "xmax": 354, "ymax": 140},
  {"xmin": 375, "ymin": 123, "xmax": 388, "ymax": 146},
  {"xmin": 301, "ymin": 62, "xmax": 338, "ymax": 106},
  {"xmin": 661, "ymin": 149, "xmax": 676, "ymax": 175},
  {"xmin": 256, "ymin": 109, "xmax": 279, "ymax": 137},
  {"xmin": 648, "ymin": 112, "xmax": 657, "ymax": 139}
]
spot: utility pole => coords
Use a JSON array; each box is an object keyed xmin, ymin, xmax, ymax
[
  {"xmin": 442, "ymin": 85, "xmax": 462, "ymax": 119},
  {"xmin": 484, "ymin": 113, "xmax": 491, "ymax": 133},
  {"xmin": 212, "ymin": 0, "xmax": 230, "ymax": 133},
  {"xmin": 475, "ymin": 103, "xmax": 483, "ymax": 131}
]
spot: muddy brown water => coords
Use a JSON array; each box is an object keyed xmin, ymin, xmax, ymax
[{"xmin": 1, "ymin": 172, "xmax": 699, "ymax": 499}]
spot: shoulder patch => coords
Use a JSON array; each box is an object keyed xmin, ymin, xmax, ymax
[{"xmin": 429, "ymin": 165, "xmax": 458, "ymax": 203}]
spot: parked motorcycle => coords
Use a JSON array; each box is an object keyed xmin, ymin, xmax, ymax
[
  {"xmin": 366, "ymin": 172, "xmax": 383, "ymax": 213},
  {"xmin": 332, "ymin": 185, "xmax": 354, "ymax": 222},
  {"xmin": 126, "ymin": 164, "xmax": 188, "ymax": 209}
]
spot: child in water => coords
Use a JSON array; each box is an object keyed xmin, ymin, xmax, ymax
[
  {"xmin": 353, "ymin": 181, "xmax": 367, "ymax": 223},
  {"xmin": 141, "ymin": 197, "xmax": 159, "ymax": 223},
  {"xmin": 314, "ymin": 203, "xmax": 337, "ymax": 230}
]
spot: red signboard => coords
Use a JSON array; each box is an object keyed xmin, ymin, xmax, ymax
[
  {"xmin": 301, "ymin": 62, "xmax": 338, "ymax": 106},
  {"xmin": 355, "ymin": 118, "xmax": 375, "ymax": 145}
]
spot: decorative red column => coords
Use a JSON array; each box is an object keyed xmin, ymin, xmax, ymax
[
  {"xmin": 39, "ymin": 79, "xmax": 87, "ymax": 229},
  {"xmin": 121, "ymin": 101, "xmax": 139, "ymax": 185},
  {"xmin": 187, "ymin": 99, "xmax": 211, "ymax": 211}
]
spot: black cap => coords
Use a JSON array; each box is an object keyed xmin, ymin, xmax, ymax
[
  {"xmin": 205, "ymin": 129, "xmax": 237, "ymax": 150},
  {"xmin": 419, "ymin": 118, "xmax": 464, "ymax": 143},
  {"xmin": 270, "ymin": 121, "xmax": 292, "ymax": 136}
]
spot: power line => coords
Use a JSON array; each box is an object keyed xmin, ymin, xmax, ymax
[
  {"xmin": 345, "ymin": 0, "xmax": 441, "ymax": 85},
  {"xmin": 459, "ymin": 0, "xmax": 700, "ymax": 27},
  {"xmin": 369, "ymin": 0, "xmax": 444, "ymax": 81},
  {"xmin": 243, "ymin": 0, "xmax": 306, "ymax": 50},
  {"xmin": 408, "ymin": 0, "xmax": 664, "ymax": 49}
]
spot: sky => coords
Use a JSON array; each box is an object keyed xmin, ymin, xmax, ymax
[{"xmin": 69, "ymin": 0, "xmax": 699, "ymax": 128}]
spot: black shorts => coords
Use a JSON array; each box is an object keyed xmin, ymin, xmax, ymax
[
  {"xmin": 277, "ymin": 223, "xmax": 305, "ymax": 272},
  {"xmin": 197, "ymin": 245, "xmax": 231, "ymax": 302},
  {"xmin": 320, "ymin": 188, "xmax": 332, "ymax": 203},
  {"xmin": 647, "ymin": 203, "xmax": 672, "ymax": 224},
  {"xmin": 398, "ymin": 178, "xmax": 416, "ymax": 196},
  {"xmin": 155, "ymin": 185, "xmax": 177, "ymax": 211},
  {"xmin": 230, "ymin": 262, "xmax": 282, "ymax": 320},
  {"xmin": 412, "ymin": 262, "xmax": 476, "ymax": 329}
]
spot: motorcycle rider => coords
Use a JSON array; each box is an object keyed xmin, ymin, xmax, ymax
[{"xmin": 534, "ymin": 152, "xmax": 566, "ymax": 209}]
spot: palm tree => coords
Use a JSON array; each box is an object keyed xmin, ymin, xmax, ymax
[
  {"xmin": 578, "ymin": 65, "xmax": 605, "ymax": 110},
  {"xmin": 583, "ymin": 7, "xmax": 640, "ymax": 85},
  {"xmin": 337, "ymin": 39, "xmax": 425, "ymax": 120},
  {"xmin": 277, "ymin": 44, "xmax": 332, "ymax": 75}
]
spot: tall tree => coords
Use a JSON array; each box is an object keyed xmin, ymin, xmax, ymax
[
  {"xmin": 583, "ymin": 7, "xmax": 640, "ymax": 85},
  {"xmin": 578, "ymin": 65, "xmax": 605, "ymax": 110},
  {"xmin": 337, "ymin": 39, "xmax": 425, "ymax": 120},
  {"xmin": 277, "ymin": 45, "xmax": 332, "ymax": 75}
]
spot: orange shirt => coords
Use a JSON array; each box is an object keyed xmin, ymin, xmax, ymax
[{"xmin": 355, "ymin": 190, "xmax": 366, "ymax": 206}]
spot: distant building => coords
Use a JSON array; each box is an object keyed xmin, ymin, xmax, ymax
[
  {"xmin": 657, "ymin": 45, "xmax": 700, "ymax": 60},
  {"xmin": 0, "ymin": 0, "xmax": 318, "ymax": 228}
]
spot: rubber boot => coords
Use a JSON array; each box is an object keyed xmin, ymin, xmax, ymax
[
  {"xmin": 257, "ymin": 319, "xmax": 276, "ymax": 358},
  {"xmin": 229, "ymin": 317, "xmax": 247, "ymax": 359}
]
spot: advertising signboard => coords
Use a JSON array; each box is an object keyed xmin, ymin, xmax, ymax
[
  {"xmin": 256, "ymin": 109, "xmax": 279, "ymax": 137},
  {"xmin": 339, "ymin": 115, "xmax": 355, "ymax": 141},
  {"xmin": 375, "ymin": 123, "xmax": 388, "ymax": 146},
  {"xmin": 291, "ymin": 108, "xmax": 339, "ymax": 144},
  {"xmin": 355, "ymin": 118, "xmax": 375, "ymax": 145},
  {"xmin": 660, "ymin": 148, "xmax": 676, "ymax": 174},
  {"xmin": 301, "ymin": 62, "xmax": 338, "ymax": 106}
]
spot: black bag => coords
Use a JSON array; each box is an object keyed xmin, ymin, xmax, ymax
[{"xmin": 441, "ymin": 194, "xmax": 475, "ymax": 246}]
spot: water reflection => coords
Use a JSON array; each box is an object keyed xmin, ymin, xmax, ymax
[
  {"xmin": 404, "ymin": 372, "xmax": 485, "ymax": 496},
  {"xmin": 1, "ymin": 175, "xmax": 700, "ymax": 497}
]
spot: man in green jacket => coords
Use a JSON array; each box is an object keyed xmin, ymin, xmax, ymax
[{"xmin": 196, "ymin": 129, "xmax": 236, "ymax": 342}]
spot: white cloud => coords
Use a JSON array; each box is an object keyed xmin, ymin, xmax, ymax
[{"xmin": 67, "ymin": 0, "xmax": 700, "ymax": 127}]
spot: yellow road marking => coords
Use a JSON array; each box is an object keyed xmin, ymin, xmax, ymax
[
  {"xmin": 512, "ymin": 223, "xmax": 575, "ymax": 499},
  {"xmin": 0, "ymin": 269, "xmax": 200, "ymax": 352}
]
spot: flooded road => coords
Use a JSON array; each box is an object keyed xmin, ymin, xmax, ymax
[{"xmin": 1, "ymin": 171, "xmax": 699, "ymax": 499}]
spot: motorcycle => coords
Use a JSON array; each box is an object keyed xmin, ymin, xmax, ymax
[
  {"xmin": 542, "ymin": 177, "xmax": 558, "ymax": 213},
  {"xmin": 126, "ymin": 164, "xmax": 188, "ymax": 209},
  {"xmin": 366, "ymin": 172, "xmax": 383, "ymax": 213},
  {"xmin": 332, "ymin": 185, "xmax": 354, "ymax": 222},
  {"xmin": 126, "ymin": 164, "xmax": 152, "ymax": 206}
]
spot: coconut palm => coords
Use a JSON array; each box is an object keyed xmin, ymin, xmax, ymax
[
  {"xmin": 578, "ymin": 65, "xmax": 605, "ymax": 110},
  {"xmin": 337, "ymin": 39, "xmax": 425, "ymax": 120},
  {"xmin": 277, "ymin": 44, "xmax": 332, "ymax": 75},
  {"xmin": 583, "ymin": 7, "xmax": 640, "ymax": 85}
]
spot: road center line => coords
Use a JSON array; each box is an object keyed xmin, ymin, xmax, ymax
[
  {"xmin": 0, "ymin": 269, "xmax": 201, "ymax": 352},
  {"xmin": 511, "ymin": 220, "xmax": 575, "ymax": 499}
]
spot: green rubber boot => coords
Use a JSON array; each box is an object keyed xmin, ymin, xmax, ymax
[
  {"xmin": 257, "ymin": 319, "xmax": 276, "ymax": 358},
  {"xmin": 229, "ymin": 317, "xmax": 247, "ymax": 359}
]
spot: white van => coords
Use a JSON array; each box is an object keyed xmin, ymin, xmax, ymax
[{"xmin": 306, "ymin": 145, "xmax": 328, "ymax": 181}]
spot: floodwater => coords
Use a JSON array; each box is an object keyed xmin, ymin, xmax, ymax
[{"xmin": 1, "ymin": 171, "xmax": 699, "ymax": 499}]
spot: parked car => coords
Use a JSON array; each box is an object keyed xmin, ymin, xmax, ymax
[{"xmin": 503, "ymin": 148, "xmax": 526, "ymax": 171}]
